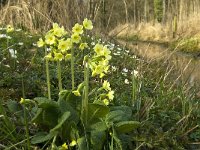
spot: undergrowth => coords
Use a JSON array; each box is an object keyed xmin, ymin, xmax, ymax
[{"xmin": 0, "ymin": 21, "xmax": 200, "ymax": 150}]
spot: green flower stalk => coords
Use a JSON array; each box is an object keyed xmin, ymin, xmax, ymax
[
  {"xmin": 82, "ymin": 57, "xmax": 89, "ymax": 126},
  {"xmin": 57, "ymin": 60, "xmax": 62, "ymax": 91},
  {"xmin": 71, "ymin": 48, "xmax": 75, "ymax": 90},
  {"xmin": 132, "ymin": 71, "xmax": 137, "ymax": 105},
  {"xmin": 45, "ymin": 46, "xmax": 51, "ymax": 100}
]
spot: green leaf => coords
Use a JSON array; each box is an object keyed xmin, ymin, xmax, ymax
[
  {"xmin": 42, "ymin": 107, "xmax": 60, "ymax": 127},
  {"xmin": 91, "ymin": 130, "xmax": 106, "ymax": 150},
  {"xmin": 106, "ymin": 110, "xmax": 128, "ymax": 125},
  {"xmin": 115, "ymin": 121, "xmax": 140, "ymax": 133},
  {"xmin": 77, "ymin": 137, "xmax": 88, "ymax": 150},
  {"xmin": 31, "ymin": 131, "xmax": 57, "ymax": 144},
  {"xmin": 88, "ymin": 103, "xmax": 109, "ymax": 124},
  {"xmin": 35, "ymin": 97, "xmax": 59, "ymax": 110},
  {"xmin": 110, "ymin": 106, "xmax": 132, "ymax": 119},
  {"xmin": 90, "ymin": 121, "xmax": 107, "ymax": 131},
  {"xmin": 31, "ymin": 108, "xmax": 43, "ymax": 123},
  {"xmin": 50, "ymin": 111, "xmax": 71, "ymax": 133},
  {"xmin": 6, "ymin": 100, "xmax": 22, "ymax": 113}
]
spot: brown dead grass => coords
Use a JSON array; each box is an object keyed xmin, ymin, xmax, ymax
[
  {"xmin": 109, "ymin": 14, "xmax": 200, "ymax": 43},
  {"xmin": 0, "ymin": 0, "xmax": 88, "ymax": 32}
]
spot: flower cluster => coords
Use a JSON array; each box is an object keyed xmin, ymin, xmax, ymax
[
  {"xmin": 101, "ymin": 80, "xmax": 114, "ymax": 105},
  {"xmin": 89, "ymin": 44, "xmax": 112, "ymax": 78},
  {"xmin": 37, "ymin": 18, "xmax": 93, "ymax": 61},
  {"xmin": 59, "ymin": 140, "xmax": 77, "ymax": 150}
]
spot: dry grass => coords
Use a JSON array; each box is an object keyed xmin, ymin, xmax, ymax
[
  {"xmin": 0, "ymin": 0, "xmax": 88, "ymax": 32},
  {"xmin": 109, "ymin": 14, "xmax": 200, "ymax": 43}
]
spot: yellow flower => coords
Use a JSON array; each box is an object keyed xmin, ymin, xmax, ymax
[
  {"xmin": 61, "ymin": 143, "xmax": 68, "ymax": 150},
  {"xmin": 92, "ymin": 65, "xmax": 104, "ymax": 77},
  {"xmin": 6, "ymin": 25, "xmax": 14, "ymax": 33},
  {"xmin": 71, "ymin": 33, "xmax": 81, "ymax": 44},
  {"xmin": 103, "ymin": 99, "xmax": 109, "ymax": 106},
  {"xmin": 83, "ymin": 18, "xmax": 93, "ymax": 30},
  {"xmin": 37, "ymin": 38, "xmax": 45, "ymax": 47},
  {"xmin": 100, "ymin": 73, "xmax": 105, "ymax": 78},
  {"xmin": 45, "ymin": 33, "xmax": 56, "ymax": 45},
  {"xmin": 19, "ymin": 98, "xmax": 31, "ymax": 105},
  {"xmin": 79, "ymin": 43, "xmax": 88, "ymax": 50},
  {"xmin": 72, "ymin": 23, "xmax": 83, "ymax": 34},
  {"xmin": 70, "ymin": 140, "xmax": 77, "ymax": 147},
  {"xmin": 103, "ymin": 80, "xmax": 111, "ymax": 91},
  {"xmin": 99, "ymin": 59, "xmax": 109, "ymax": 67},
  {"xmin": 65, "ymin": 54, "xmax": 72, "ymax": 61},
  {"xmin": 20, "ymin": 98, "xmax": 25, "ymax": 104},
  {"xmin": 58, "ymin": 39, "xmax": 72, "ymax": 52},
  {"xmin": 107, "ymin": 91, "xmax": 114, "ymax": 100},
  {"xmin": 94, "ymin": 44, "xmax": 104, "ymax": 55},
  {"xmin": 54, "ymin": 52, "xmax": 63, "ymax": 61},
  {"xmin": 53, "ymin": 23, "xmax": 66, "ymax": 37},
  {"xmin": 44, "ymin": 53, "xmax": 53, "ymax": 60},
  {"xmin": 103, "ymin": 46, "xmax": 111, "ymax": 60},
  {"xmin": 72, "ymin": 90, "xmax": 81, "ymax": 96}
]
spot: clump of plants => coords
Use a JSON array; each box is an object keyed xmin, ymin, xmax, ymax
[
  {"xmin": 171, "ymin": 37, "xmax": 200, "ymax": 54},
  {"xmin": 18, "ymin": 19, "xmax": 141, "ymax": 150},
  {"xmin": 1, "ymin": 19, "xmax": 200, "ymax": 150}
]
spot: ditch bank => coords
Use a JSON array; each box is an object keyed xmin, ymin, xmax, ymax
[{"xmin": 117, "ymin": 39, "xmax": 200, "ymax": 88}]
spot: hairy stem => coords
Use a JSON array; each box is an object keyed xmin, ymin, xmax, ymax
[
  {"xmin": 45, "ymin": 46, "xmax": 51, "ymax": 100},
  {"xmin": 71, "ymin": 48, "xmax": 75, "ymax": 90},
  {"xmin": 57, "ymin": 60, "xmax": 62, "ymax": 91}
]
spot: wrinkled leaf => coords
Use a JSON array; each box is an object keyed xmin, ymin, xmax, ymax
[
  {"xmin": 115, "ymin": 121, "xmax": 140, "ymax": 133},
  {"xmin": 91, "ymin": 130, "xmax": 106, "ymax": 150},
  {"xmin": 88, "ymin": 103, "xmax": 109, "ymax": 124},
  {"xmin": 106, "ymin": 110, "xmax": 128, "ymax": 125},
  {"xmin": 50, "ymin": 111, "xmax": 71, "ymax": 133},
  {"xmin": 31, "ymin": 131, "xmax": 57, "ymax": 144},
  {"xmin": 77, "ymin": 137, "xmax": 88, "ymax": 150},
  {"xmin": 89, "ymin": 121, "xmax": 107, "ymax": 131}
]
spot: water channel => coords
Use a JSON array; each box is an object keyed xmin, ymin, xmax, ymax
[{"xmin": 118, "ymin": 40, "xmax": 200, "ymax": 90}]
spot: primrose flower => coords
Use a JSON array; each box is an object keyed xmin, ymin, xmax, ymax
[
  {"xmin": 107, "ymin": 90, "xmax": 114, "ymax": 100},
  {"xmin": 6, "ymin": 25, "xmax": 14, "ymax": 33},
  {"xmin": 92, "ymin": 65, "xmax": 104, "ymax": 77},
  {"xmin": 103, "ymin": 80, "xmax": 111, "ymax": 91},
  {"xmin": 61, "ymin": 143, "xmax": 68, "ymax": 150},
  {"xmin": 19, "ymin": 98, "xmax": 31, "ymax": 105},
  {"xmin": 103, "ymin": 46, "xmax": 111, "ymax": 60},
  {"xmin": 70, "ymin": 140, "xmax": 77, "ymax": 147},
  {"xmin": 83, "ymin": 18, "xmax": 93, "ymax": 30},
  {"xmin": 94, "ymin": 44, "xmax": 104, "ymax": 55},
  {"xmin": 45, "ymin": 33, "xmax": 56, "ymax": 45},
  {"xmin": 58, "ymin": 39, "xmax": 70, "ymax": 52},
  {"xmin": 72, "ymin": 90, "xmax": 81, "ymax": 96},
  {"xmin": 72, "ymin": 23, "xmax": 83, "ymax": 34},
  {"xmin": 79, "ymin": 43, "xmax": 88, "ymax": 50},
  {"xmin": 103, "ymin": 99, "xmax": 109, "ymax": 106},
  {"xmin": 65, "ymin": 54, "xmax": 72, "ymax": 60},
  {"xmin": 54, "ymin": 52, "xmax": 63, "ymax": 61},
  {"xmin": 100, "ymin": 73, "xmax": 105, "ymax": 78},
  {"xmin": 45, "ymin": 53, "xmax": 53, "ymax": 60},
  {"xmin": 37, "ymin": 38, "xmax": 45, "ymax": 47},
  {"xmin": 53, "ymin": 23, "xmax": 66, "ymax": 37},
  {"xmin": 71, "ymin": 33, "xmax": 81, "ymax": 44},
  {"xmin": 20, "ymin": 98, "xmax": 25, "ymax": 104}
]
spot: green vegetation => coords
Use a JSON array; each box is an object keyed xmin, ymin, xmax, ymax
[
  {"xmin": 171, "ymin": 37, "xmax": 200, "ymax": 55},
  {"xmin": 1, "ymin": 19, "xmax": 200, "ymax": 150},
  {"xmin": 154, "ymin": 0, "xmax": 163, "ymax": 22}
]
